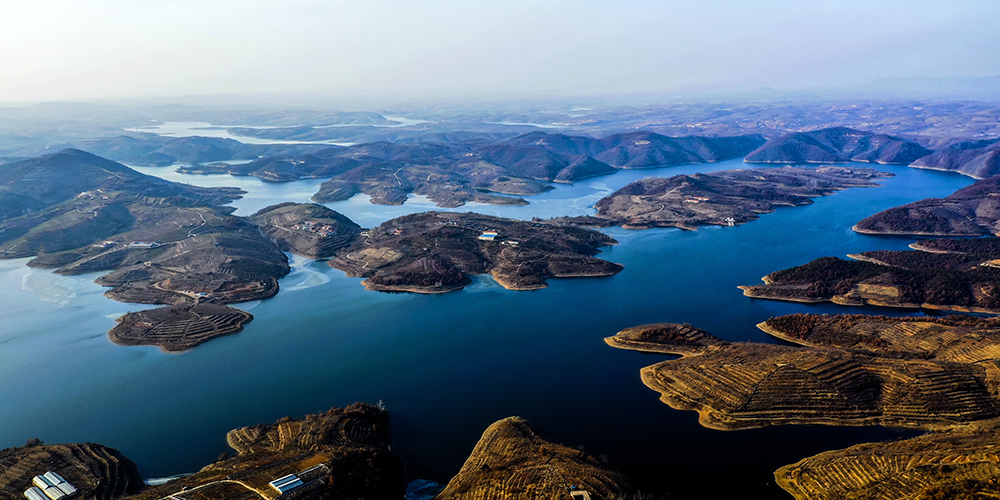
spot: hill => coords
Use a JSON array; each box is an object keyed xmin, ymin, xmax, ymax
[
  {"xmin": 327, "ymin": 212, "xmax": 622, "ymax": 293},
  {"xmin": 854, "ymin": 175, "xmax": 1000, "ymax": 236},
  {"xmin": 436, "ymin": 417, "xmax": 632, "ymax": 500},
  {"xmin": 184, "ymin": 131, "xmax": 764, "ymax": 208},
  {"xmin": 911, "ymin": 137, "xmax": 1000, "ymax": 179},
  {"xmin": 744, "ymin": 127, "xmax": 931, "ymax": 164}
]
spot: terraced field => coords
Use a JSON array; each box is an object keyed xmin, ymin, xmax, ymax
[
  {"xmin": 0, "ymin": 443, "xmax": 143, "ymax": 500},
  {"xmin": 776, "ymin": 419, "xmax": 1000, "ymax": 500},
  {"xmin": 609, "ymin": 316, "xmax": 1000, "ymax": 498},
  {"xmin": 130, "ymin": 403, "xmax": 405, "ymax": 500},
  {"xmin": 109, "ymin": 303, "xmax": 253, "ymax": 352},
  {"xmin": 436, "ymin": 417, "xmax": 632, "ymax": 500},
  {"xmin": 608, "ymin": 321, "xmax": 1000, "ymax": 430}
]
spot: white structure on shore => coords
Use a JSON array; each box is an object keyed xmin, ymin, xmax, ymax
[{"xmin": 26, "ymin": 472, "xmax": 77, "ymax": 500}]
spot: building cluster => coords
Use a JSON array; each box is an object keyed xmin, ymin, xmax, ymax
[
  {"xmin": 294, "ymin": 221, "xmax": 339, "ymax": 237},
  {"xmin": 129, "ymin": 240, "xmax": 161, "ymax": 248},
  {"xmin": 24, "ymin": 472, "xmax": 77, "ymax": 500},
  {"xmin": 684, "ymin": 196, "xmax": 711, "ymax": 203}
]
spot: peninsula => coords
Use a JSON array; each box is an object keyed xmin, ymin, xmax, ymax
[
  {"xmin": 328, "ymin": 211, "xmax": 623, "ymax": 293},
  {"xmin": 739, "ymin": 238, "xmax": 1000, "ymax": 314},
  {"xmin": 249, "ymin": 202, "xmax": 361, "ymax": 258},
  {"xmin": 556, "ymin": 165, "xmax": 890, "ymax": 230},
  {"xmin": 854, "ymin": 174, "xmax": 1000, "ymax": 236},
  {"xmin": 744, "ymin": 127, "xmax": 932, "ymax": 164},
  {"xmin": 606, "ymin": 319, "xmax": 1000, "ymax": 431}
]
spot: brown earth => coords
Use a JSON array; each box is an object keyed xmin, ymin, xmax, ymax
[
  {"xmin": 328, "ymin": 212, "xmax": 622, "ymax": 293},
  {"xmin": 436, "ymin": 417, "xmax": 633, "ymax": 500}
]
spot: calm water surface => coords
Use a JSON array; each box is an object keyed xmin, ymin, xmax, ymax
[{"xmin": 0, "ymin": 160, "xmax": 975, "ymax": 498}]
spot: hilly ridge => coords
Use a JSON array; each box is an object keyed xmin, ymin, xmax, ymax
[{"xmin": 745, "ymin": 127, "xmax": 932, "ymax": 164}]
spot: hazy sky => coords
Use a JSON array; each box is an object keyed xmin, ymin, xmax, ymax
[{"xmin": 1, "ymin": 0, "xmax": 998, "ymax": 102}]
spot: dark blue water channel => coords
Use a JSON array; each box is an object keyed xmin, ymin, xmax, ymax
[{"xmin": 0, "ymin": 160, "xmax": 976, "ymax": 499}]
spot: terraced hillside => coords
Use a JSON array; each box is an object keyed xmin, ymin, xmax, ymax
[
  {"xmin": 226, "ymin": 404, "xmax": 393, "ymax": 455},
  {"xmin": 776, "ymin": 418, "xmax": 1000, "ymax": 500},
  {"xmin": 739, "ymin": 249, "xmax": 1000, "ymax": 314},
  {"xmin": 436, "ymin": 417, "xmax": 632, "ymax": 500},
  {"xmin": 0, "ymin": 150, "xmax": 296, "ymax": 351},
  {"xmin": 0, "ymin": 442, "xmax": 143, "ymax": 500},
  {"xmin": 132, "ymin": 403, "xmax": 404, "ymax": 500},
  {"xmin": 606, "ymin": 322, "xmax": 1000, "ymax": 430},
  {"xmin": 743, "ymin": 127, "xmax": 931, "ymax": 164},
  {"xmin": 761, "ymin": 314, "xmax": 1000, "ymax": 365},
  {"xmin": 109, "ymin": 302, "xmax": 253, "ymax": 352}
]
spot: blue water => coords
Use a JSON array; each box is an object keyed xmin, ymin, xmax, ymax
[{"xmin": 0, "ymin": 160, "xmax": 975, "ymax": 499}]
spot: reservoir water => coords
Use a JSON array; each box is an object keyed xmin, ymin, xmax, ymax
[{"xmin": 0, "ymin": 159, "xmax": 976, "ymax": 498}]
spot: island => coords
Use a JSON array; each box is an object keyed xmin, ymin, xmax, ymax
[
  {"xmin": 854, "ymin": 174, "xmax": 1000, "ymax": 236},
  {"xmin": 605, "ymin": 318, "xmax": 1000, "ymax": 430},
  {"xmin": 327, "ymin": 211, "xmax": 623, "ymax": 293},
  {"xmin": 436, "ymin": 417, "xmax": 633, "ymax": 500},
  {"xmin": 555, "ymin": 166, "xmax": 891, "ymax": 230},
  {"xmin": 739, "ymin": 238, "xmax": 1000, "ymax": 314},
  {"xmin": 743, "ymin": 127, "xmax": 932, "ymax": 164}
]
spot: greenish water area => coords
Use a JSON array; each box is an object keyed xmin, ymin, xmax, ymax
[{"xmin": 0, "ymin": 160, "xmax": 976, "ymax": 498}]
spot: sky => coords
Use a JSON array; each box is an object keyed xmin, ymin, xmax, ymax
[{"xmin": 1, "ymin": 0, "xmax": 998, "ymax": 103}]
